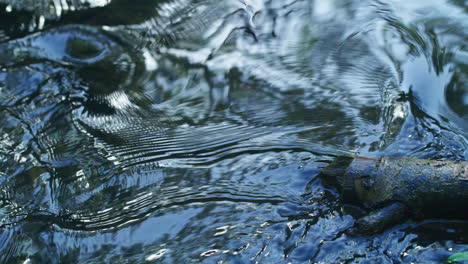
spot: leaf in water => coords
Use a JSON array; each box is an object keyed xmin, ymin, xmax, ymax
[{"xmin": 448, "ymin": 252, "xmax": 468, "ymax": 262}]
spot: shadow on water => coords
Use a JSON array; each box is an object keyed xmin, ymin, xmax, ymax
[{"xmin": 0, "ymin": 0, "xmax": 467, "ymax": 263}]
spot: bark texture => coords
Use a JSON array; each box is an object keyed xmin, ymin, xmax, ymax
[{"xmin": 323, "ymin": 156, "xmax": 468, "ymax": 219}]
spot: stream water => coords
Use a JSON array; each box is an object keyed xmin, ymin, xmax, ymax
[{"xmin": 0, "ymin": 0, "xmax": 467, "ymax": 263}]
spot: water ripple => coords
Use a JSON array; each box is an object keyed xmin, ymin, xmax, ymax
[{"xmin": 0, "ymin": 0, "xmax": 467, "ymax": 263}]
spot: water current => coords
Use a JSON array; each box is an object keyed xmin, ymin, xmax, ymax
[{"xmin": 0, "ymin": 0, "xmax": 467, "ymax": 263}]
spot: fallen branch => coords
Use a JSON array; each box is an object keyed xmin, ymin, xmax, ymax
[{"xmin": 321, "ymin": 156, "xmax": 468, "ymax": 234}]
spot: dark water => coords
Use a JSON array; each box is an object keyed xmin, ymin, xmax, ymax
[{"xmin": 0, "ymin": 0, "xmax": 467, "ymax": 263}]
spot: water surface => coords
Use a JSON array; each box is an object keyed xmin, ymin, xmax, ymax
[{"xmin": 0, "ymin": 0, "xmax": 467, "ymax": 263}]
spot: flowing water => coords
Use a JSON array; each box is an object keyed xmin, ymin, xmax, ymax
[{"xmin": 0, "ymin": 0, "xmax": 467, "ymax": 263}]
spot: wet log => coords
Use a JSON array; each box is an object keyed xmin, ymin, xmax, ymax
[{"xmin": 321, "ymin": 156, "xmax": 468, "ymax": 234}]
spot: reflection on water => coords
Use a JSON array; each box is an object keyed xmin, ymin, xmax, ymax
[{"xmin": 0, "ymin": 0, "xmax": 467, "ymax": 263}]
